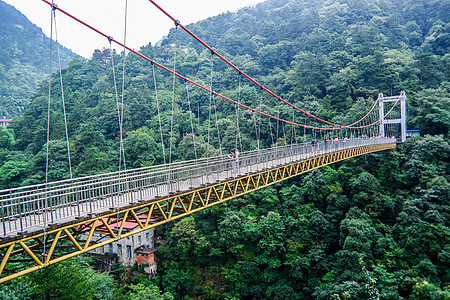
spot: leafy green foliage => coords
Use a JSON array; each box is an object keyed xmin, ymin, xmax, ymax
[
  {"xmin": 152, "ymin": 135, "xmax": 449, "ymax": 299},
  {"xmin": 124, "ymin": 283, "xmax": 174, "ymax": 300},
  {"xmin": 0, "ymin": 0, "xmax": 448, "ymax": 298},
  {"xmin": 0, "ymin": 257, "xmax": 116, "ymax": 300},
  {"xmin": 0, "ymin": 1, "xmax": 78, "ymax": 117}
]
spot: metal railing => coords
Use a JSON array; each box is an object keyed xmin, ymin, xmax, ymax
[{"xmin": 0, "ymin": 138, "xmax": 396, "ymax": 236}]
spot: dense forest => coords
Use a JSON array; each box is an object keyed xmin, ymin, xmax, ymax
[
  {"xmin": 0, "ymin": 0, "xmax": 449, "ymax": 299},
  {"xmin": 0, "ymin": 1, "xmax": 77, "ymax": 117}
]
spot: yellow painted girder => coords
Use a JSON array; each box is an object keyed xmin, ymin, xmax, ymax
[{"xmin": 0, "ymin": 143, "xmax": 396, "ymax": 284}]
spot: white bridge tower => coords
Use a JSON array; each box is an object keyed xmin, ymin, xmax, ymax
[{"xmin": 379, "ymin": 91, "xmax": 407, "ymax": 142}]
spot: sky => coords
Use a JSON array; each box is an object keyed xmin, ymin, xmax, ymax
[{"xmin": 4, "ymin": 0, "xmax": 264, "ymax": 58}]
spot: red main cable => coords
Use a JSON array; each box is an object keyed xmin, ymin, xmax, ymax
[
  {"xmin": 349, "ymin": 94, "xmax": 400, "ymax": 129},
  {"xmin": 146, "ymin": 0, "xmax": 379, "ymax": 129},
  {"xmin": 345, "ymin": 95, "xmax": 380, "ymax": 127},
  {"xmin": 41, "ymin": 0, "xmax": 391, "ymax": 131}
]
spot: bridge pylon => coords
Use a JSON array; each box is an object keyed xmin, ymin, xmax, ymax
[{"xmin": 378, "ymin": 92, "xmax": 407, "ymax": 142}]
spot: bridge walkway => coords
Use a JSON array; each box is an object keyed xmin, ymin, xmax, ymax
[{"xmin": 0, "ymin": 138, "xmax": 395, "ymax": 241}]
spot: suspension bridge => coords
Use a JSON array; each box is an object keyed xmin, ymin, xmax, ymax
[{"xmin": 0, "ymin": 0, "xmax": 407, "ymax": 283}]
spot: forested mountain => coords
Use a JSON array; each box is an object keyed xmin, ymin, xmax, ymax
[
  {"xmin": 0, "ymin": 0, "xmax": 78, "ymax": 117},
  {"xmin": 2, "ymin": 0, "xmax": 447, "ymax": 185},
  {"xmin": 163, "ymin": 0, "xmax": 449, "ymax": 112},
  {"xmin": 0, "ymin": 0, "xmax": 448, "ymax": 299}
]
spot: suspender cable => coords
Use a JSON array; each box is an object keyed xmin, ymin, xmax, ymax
[
  {"xmin": 185, "ymin": 80, "xmax": 198, "ymax": 188},
  {"xmin": 291, "ymin": 107, "xmax": 295, "ymax": 145},
  {"xmin": 267, "ymin": 94, "xmax": 275, "ymax": 145},
  {"xmin": 205, "ymin": 52, "xmax": 215, "ymax": 186},
  {"xmin": 185, "ymin": 81, "xmax": 197, "ymax": 160},
  {"xmin": 40, "ymin": 0, "xmax": 280, "ymax": 132},
  {"xmin": 208, "ymin": 53, "xmax": 222, "ymax": 154},
  {"xmin": 41, "ymin": 0, "xmax": 303, "ymax": 130},
  {"xmin": 145, "ymin": 0, "xmax": 381, "ymax": 130},
  {"xmin": 369, "ymin": 109, "xmax": 373, "ymax": 137},
  {"xmin": 53, "ymin": 10, "xmax": 72, "ymax": 179},
  {"xmin": 257, "ymin": 88, "xmax": 263, "ymax": 145},
  {"xmin": 197, "ymin": 103, "xmax": 200, "ymax": 128},
  {"xmin": 235, "ymin": 102, "xmax": 239, "ymax": 151},
  {"xmin": 207, "ymin": 55, "xmax": 214, "ymax": 159},
  {"xmin": 367, "ymin": 104, "xmax": 372, "ymax": 137},
  {"xmin": 276, "ymin": 100, "xmax": 280, "ymax": 158},
  {"xmin": 303, "ymin": 115, "xmax": 306, "ymax": 143},
  {"xmin": 252, "ymin": 89, "xmax": 261, "ymax": 150},
  {"xmin": 166, "ymin": 24, "xmax": 178, "ymax": 203},
  {"xmin": 371, "ymin": 105, "xmax": 376, "ymax": 138},
  {"xmin": 42, "ymin": 1, "xmax": 392, "ymax": 132},
  {"xmin": 258, "ymin": 90, "xmax": 264, "ymax": 148},
  {"xmin": 168, "ymin": 25, "xmax": 178, "ymax": 165},
  {"xmin": 43, "ymin": 1, "xmax": 57, "ymax": 263},
  {"xmin": 213, "ymin": 92, "xmax": 222, "ymax": 154},
  {"xmin": 108, "ymin": 40, "xmax": 122, "ymax": 228},
  {"xmin": 320, "ymin": 126, "xmax": 323, "ymax": 144},
  {"xmin": 282, "ymin": 108, "xmax": 287, "ymax": 145},
  {"xmin": 235, "ymin": 73, "xmax": 243, "ymax": 152},
  {"xmin": 109, "ymin": 40, "xmax": 124, "ymax": 168},
  {"xmin": 118, "ymin": 0, "xmax": 128, "ymax": 172},
  {"xmin": 152, "ymin": 63, "xmax": 166, "ymax": 164}
]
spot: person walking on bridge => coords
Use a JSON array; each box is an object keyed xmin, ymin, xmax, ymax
[
  {"xmin": 233, "ymin": 148, "xmax": 239, "ymax": 174},
  {"xmin": 311, "ymin": 138, "xmax": 318, "ymax": 152},
  {"xmin": 228, "ymin": 149, "xmax": 239, "ymax": 176}
]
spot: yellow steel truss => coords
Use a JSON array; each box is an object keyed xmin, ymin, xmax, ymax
[{"xmin": 0, "ymin": 143, "xmax": 396, "ymax": 283}]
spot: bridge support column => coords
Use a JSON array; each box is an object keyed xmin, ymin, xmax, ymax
[{"xmin": 379, "ymin": 92, "xmax": 407, "ymax": 142}]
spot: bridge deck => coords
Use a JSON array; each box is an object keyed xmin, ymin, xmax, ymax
[
  {"xmin": 0, "ymin": 139, "xmax": 397, "ymax": 284},
  {"xmin": 0, "ymin": 138, "xmax": 396, "ymax": 241}
]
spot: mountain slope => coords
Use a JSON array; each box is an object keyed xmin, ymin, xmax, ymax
[
  {"xmin": 0, "ymin": 0, "xmax": 448, "ymax": 298},
  {"xmin": 5, "ymin": 0, "xmax": 448, "ymax": 181},
  {"xmin": 0, "ymin": 0, "xmax": 78, "ymax": 117}
]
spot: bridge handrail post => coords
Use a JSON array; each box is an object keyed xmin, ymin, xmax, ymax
[
  {"xmin": 257, "ymin": 148, "xmax": 260, "ymax": 172},
  {"xmin": 276, "ymin": 147, "xmax": 280, "ymax": 167},
  {"xmin": 168, "ymin": 169, "xmax": 172, "ymax": 198},
  {"xmin": 264, "ymin": 149, "xmax": 267, "ymax": 169},
  {"xmin": 174, "ymin": 168, "xmax": 179, "ymax": 193},
  {"xmin": 154, "ymin": 170, "xmax": 161, "ymax": 197},
  {"xmin": 0, "ymin": 199, "xmax": 4, "ymax": 236},
  {"xmin": 109, "ymin": 180, "xmax": 113, "ymax": 208},
  {"xmin": 308, "ymin": 141, "xmax": 311, "ymax": 158},
  {"xmin": 291, "ymin": 144, "xmax": 295, "ymax": 162},
  {"xmin": 290, "ymin": 144, "xmax": 294, "ymax": 163},
  {"xmin": 308, "ymin": 142, "xmax": 310, "ymax": 158},
  {"xmin": 288, "ymin": 144, "xmax": 291, "ymax": 163},
  {"xmin": 14, "ymin": 191, "xmax": 24, "ymax": 233},
  {"xmin": 74, "ymin": 180, "xmax": 80, "ymax": 217},
  {"xmin": 88, "ymin": 179, "xmax": 93, "ymax": 214},
  {"xmin": 51, "ymin": 188, "xmax": 55, "ymax": 224},
  {"xmin": 189, "ymin": 163, "xmax": 193, "ymax": 189},
  {"xmin": 129, "ymin": 171, "xmax": 134, "ymax": 203},
  {"xmin": 286, "ymin": 145, "xmax": 289, "ymax": 164}
]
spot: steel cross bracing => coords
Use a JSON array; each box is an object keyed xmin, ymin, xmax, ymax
[{"xmin": 0, "ymin": 139, "xmax": 396, "ymax": 283}]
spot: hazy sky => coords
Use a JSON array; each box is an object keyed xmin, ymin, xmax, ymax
[{"xmin": 4, "ymin": 0, "xmax": 264, "ymax": 58}]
